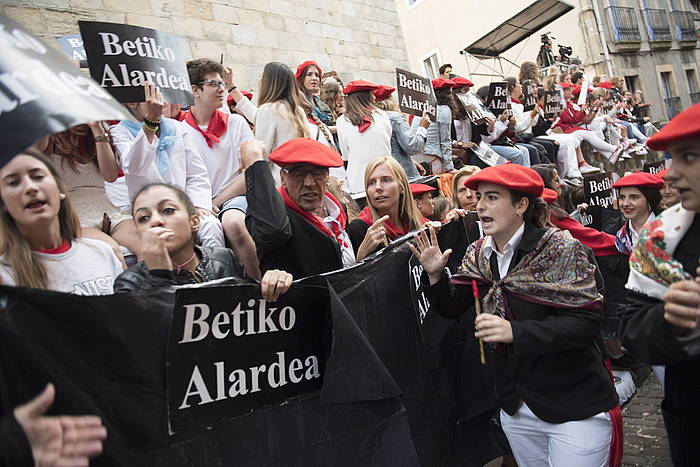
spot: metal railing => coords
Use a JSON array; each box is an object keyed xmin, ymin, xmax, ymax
[
  {"xmin": 605, "ymin": 6, "xmax": 642, "ymax": 42},
  {"xmin": 671, "ymin": 10, "xmax": 697, "ymax": 41},
  {"xmin": 691, "ymin": 92, "xmax": 700, "ymax": 105},
  {"xmin": 642, "ymin": 8, "xmax": 673, "ymax": 41},
  {"xmin": 664, "ymin": 97, "xmax": 682, "ymax": 120}
]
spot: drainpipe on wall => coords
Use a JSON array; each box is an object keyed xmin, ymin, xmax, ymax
[{"xmin": 590, "ymin": 0, "xmax": 615, "ymax": 77}]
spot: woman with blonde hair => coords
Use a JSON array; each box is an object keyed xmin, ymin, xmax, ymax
[
  {"xmin": 347, "ymin": 156, "xmax": 427, "ymax": 260},
  {"xmin": 451, "ymin": 165, "xmax": 481, "ymax": 210},
  {"xmin": 320, "ymin": 76, "xmax": 345, "ymax": 120},
  {"xmin": 0, "ymin": 149, "xmax": 123, "ymax": 293},
  {"xmin": 518, "ymin": 61, "xmax": 541, "ymax": 85}
]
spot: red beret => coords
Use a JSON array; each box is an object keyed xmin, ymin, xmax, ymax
[
  {"xmin": 241, "ymin": 90, "xmax": 253, "ymax": 100},
  {"xmin": 269, "ymin": 138, "xmax": 343, "ymax": 168},
  {"xmin": 373, "ymin": 84, "xmax": 396, "ymax": 101},
  {"xmin": 464, "ymin": 163, "xmax": 544, "ymax": 197},
  {"xmin": 541, "ymin": 188, "xmax": 558, "ymax": 204},
  {"xmin": 560, "ymin": 82, "xmax": 574, "ymax": 89},
  {"xmin": 343, "ymin": 80, "xmax": 379, "ymax": 95},
  {"xmin": 646, "ymin": 103, "xmax": 700, "ymax": 151},
  {"xmin": 452, "ymin": 76, "xmax": 474, "ymax": 87},
  {"xmin": 227, "ymin": 91, "xmax": 254, "ymax": 107},
  {"xmin": 612, "ymin": 171, "xmax": 664, "ymax": 190},
  {"xmin": 597, "ymin": 81, "xmax": 613, "ymax": 89},
  {"xmin": 431, "ymin": 78, "xmax": 455, "ymax": 90},
  {"xmin": 409, "ymin": 184, "xmax": 436, "ymax": 196},
  {"xmin": 295, "ymin": 61, "xmax": 322, "ymax": 80},
  {"xmin": 657, "ymin": 168, "xmax": 669, "ymax": 179}
]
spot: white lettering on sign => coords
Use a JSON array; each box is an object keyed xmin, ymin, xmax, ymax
[{"xmin": 98, "ymin": 32, "xmax": 176, "ymax": 61}]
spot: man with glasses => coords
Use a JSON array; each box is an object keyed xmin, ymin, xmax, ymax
[
  {"xmin": 180, "ymin": 59, "xmax": 260, "ymax": 279},
  {"xmin": 241, "ymin": 138, "xmax": 356, "ymax": 278}
]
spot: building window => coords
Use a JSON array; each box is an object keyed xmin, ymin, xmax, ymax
[
  {"xmin": 661, "ymin": 71, "xmax": 682, "ymax": 119},
  {"xmin": 422, "ymin": 53, "xmax": 440, "ymax": 79},
  {"xmin": 686, "ymin": 69, "xmax": 700, "ymax": 103},
  {"xmin": 624, "ymin": 75, "xmax": 639, "ymax": 91}
]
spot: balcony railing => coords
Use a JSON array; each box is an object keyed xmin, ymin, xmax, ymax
[
  {"xmin": 606, "ymin": 6, "xmax": 642, "ymax": 42},
  {"xmin": 691, "ymin": 92, "xmax": 700, "ymax": 105},
  {"xmin": 671, "ymin": 10, "xmax": 697, "ymax": 42},
  {"xmin": 642, "ymin": 8, "xmax": 673, "ymax": 41},
  {"xmin": 664, "ymin": 97, "xmax": 682, "ymax": 120}
]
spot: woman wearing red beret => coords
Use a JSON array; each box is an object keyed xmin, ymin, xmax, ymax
[
  {"xmin": 296, "ymin": 61, "xmax": 334, "ymax": 127},
  {"xmin": 412, "ymin": 78, "xmax": 456, "ymax": 173},
  {"xmin": 347, "ymin": 156, "xmax": 427, "ymax": 261},
  {"xmin": 336, "ymin": 80, "xmax": 392, "ymax": 197},
  {"xmin": 411, "ymin": 163, "xmax": 619, "ymax": 466},
  {"xmin": 612, "ymin": 172, "xmax": 664, "ymax": 256},
  {"xmin": 620, "ymin": 103, "xmax": 700, "ymax": 466}
]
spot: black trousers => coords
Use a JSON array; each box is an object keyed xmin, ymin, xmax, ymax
[{"xmin": 532, "ymin": 138, "xmax": 558, "ymax": 165}]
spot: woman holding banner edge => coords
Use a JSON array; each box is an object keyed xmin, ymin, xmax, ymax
[{"xmin": 411, "ymin": 163, "xmax": 620, "ymax": 466}]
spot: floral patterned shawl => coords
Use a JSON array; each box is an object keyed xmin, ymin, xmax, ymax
[
  {"xmin": 453, "ymin": 228, "xmax": 603, "ymax": 320},
  {"xmin": 626, "ymin": 205, "xmax": 694, "ymax": 300}
]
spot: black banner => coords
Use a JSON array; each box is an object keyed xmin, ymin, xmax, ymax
[
  {"xmin": 544, "ymin": 87, "xmax": 562, "ymax": 119},
  {"xmin": 395, "ymin": 68, "xmax": 437, "ymax": 122},
  {"xmin": 0, "ymin": 14, "xmax": 130, "ymax": 168},
  {"xmin": 168, "ymin": 283, "xmax": 328, "ymax": 433},
  {"xmin": 79, "ymin": 21, "xmax": 193, "ymax": 104},
  {"xmin": 583, "ymin": 171, "xmax": 614, "ymax": 227},
  {"xmin": 643, "ymin": 159, "xmax": 665, "ymax": 175},
  {"xmin": 522, "ymin": 82, "xmax": 537, "ymax": 111},
  {"xmin": 486, "ymin": 81, "xmax": 509, "ymax": 115},
  {"xmin": 56, "ymin": 33, "xmax": 88, "ymax": 68}
]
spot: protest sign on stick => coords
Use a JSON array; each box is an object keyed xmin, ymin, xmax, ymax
[
  {"xmin": 79, "ymin": 21, "xmax": 193, "ymax": 104},
  {"xmin": 56, "ymin": 33, "xmax": 88, "ymax": 68},
  {"xmin": 0, "ymin": 15, "xmax": 130, "ymax": 168},
  {"xmin": 395, "ymin": 68, "xmax": 437, "ymax": 122}
]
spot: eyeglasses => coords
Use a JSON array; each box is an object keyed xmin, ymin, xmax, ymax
[
  {"xmin": 281, "ymin": 167, "xmax": 329, "ymax": 182},
  {"xmin": 196, "ymin": 80, "xmax": 226, "ymax": 89}
]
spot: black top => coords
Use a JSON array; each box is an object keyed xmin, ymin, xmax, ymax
[
  {"xmin": 113, "ymin": 246, "xmax": 245, "ymax": 293},
  {"xmin": 0, "ymin": 413, "xmax": 33, "ymax": 467},
  {"xmin": 621, "ymin": 214, "xmax": 700, "ymax": 426},
  {"xmin": 245, "ymin": 160, "xmax": 343, "ymax": 279},
  {"xmin": 424, "ymin": 222, "xmax": 618, "ymax": 423}
]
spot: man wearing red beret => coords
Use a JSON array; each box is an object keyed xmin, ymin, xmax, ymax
[
  {"xmin": 621, "ymin": 103, "xmax": 700, "ymax": 466},
  {"xmin": 241, "ymin": 138, "xmax": 355, "ymax": 278}
]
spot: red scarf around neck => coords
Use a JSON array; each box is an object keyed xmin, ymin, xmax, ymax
[
  {"xmin": 358, "ymin": 115, "xmax": 372, "ymax": 133},
  {"xmin": 511, "ymin": 97, "xmax": 522, "ymax": 104},
  {"xmin": 183, "ymin": 109, "xmax": 228, "ymax": 148},
  {"xmin": 278, "ymin": 187, "xmax": 348, "ymax": 247},
  {"xmin": 357, "ymin": 206, "xmax": 409, "ymax": 240}
]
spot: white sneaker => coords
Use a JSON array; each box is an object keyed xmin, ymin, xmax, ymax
[
  {"xmin": 609, "ymin": 145, "xmax": 624, "ymax": 164},
  {"xmin": 634, "ymin": 146, "xmax": 648, "ymax": 156},
  {"xmin": 565, "ymin": 176, "xmax": 583, "ymax": 186},
  {"xmin": 579, "ymin": 163, "xmax": 601, "ymax": 174},
  {"xmin": 621, "ymin": 151, "xmax": 632, "ymax": 160}
]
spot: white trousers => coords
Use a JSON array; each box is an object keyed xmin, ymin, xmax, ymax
[
  {"xmin": 571, "ymin": 130, "xmax": 617, "ymax": 157},
  {"xmin": 500, "ymin": 403, "xmax": 611, "ymax": 467},
  {"xmin": 197, "ymin": 214, "xmax": 225, "ymax": 248},
  {"xmin": 541, "ymin": 133, "xmax": 581, "ymax": 178}
]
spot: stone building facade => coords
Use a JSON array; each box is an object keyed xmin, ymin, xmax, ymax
[{"xmin": 0, "ymin": 0, "xmax": 410, "ymax": 91}]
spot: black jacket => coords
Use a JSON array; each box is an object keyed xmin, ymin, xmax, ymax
[
  {"xmin": 424, "ymin": 222, "xmax": 618, "ymax": 423},
  {"xmin": 0, "ymin": 414, "xmax": 32, "ymax": 467},
  {"xmin": 245, "ymin": 160, "xmax": 343, "ymax": 278},
  {"xmin": 113, "ymin": 246, "xmax": 245, "ymax": 293}
]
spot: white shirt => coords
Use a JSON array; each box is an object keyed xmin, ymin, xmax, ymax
[
  {"xmin": 110, "ymin": 119, "xmax": 213, "ymax": 210},
  {"xmin": 321, "ymin": 196, "xmax": 356, "ymax": 269},
  {"xmin": 187, "ymin": 112, "xmax": 254, "ymax": 198},
  {"xmin": 336, "ymin": 109, "xmax": 392, "ymax": 196},
  {"xmin": 630, "ymin": 212, "xmax": 655, "ymax": 247},
  {"xmin": 481, "ymin": 222, "xmax": 525, "ymax": 279},
  {"xmin": 0, "ymin": 238, "xmax": 123, "ymax": 295}
]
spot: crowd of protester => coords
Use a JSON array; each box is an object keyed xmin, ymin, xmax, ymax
[{"xmin": 1, "ymin": 51, "xmax": 699, "ymax": 467}]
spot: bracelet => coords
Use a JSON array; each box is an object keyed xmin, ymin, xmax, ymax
[
  {"xmin": 93, "ymin": 134, "xmax": 111, "ymax": 143},
  {"xmin": 228, "ymin": 85, "xmax": 237, "ymax": 93},
  {"xmin": 142, "ymin": 121, "xmax": 159, "ymax": 132}
]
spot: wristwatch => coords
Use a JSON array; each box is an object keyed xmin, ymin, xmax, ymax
[
  {"xmin": 94, "ymin": 134, "xmax": 111, "ymax": 143},
  {"xmin": 228, "ymin": 85, "xmax": 237, "ymax": 93}
]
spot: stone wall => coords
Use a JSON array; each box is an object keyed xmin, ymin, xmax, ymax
[{"xmin": 0, "ymin": 0, "xmax": 409, "ymax": 90}]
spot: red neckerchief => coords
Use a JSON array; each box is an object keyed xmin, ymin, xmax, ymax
[
  {"xmin": 357, "ymin": 207, "xmax": 408, "ymax": 239},
  {"xmin": 358, "ymin": 115, "xmax": 372, "ymax": 133},
  {"xmin": 278, "ymin": 187, "xmax": 348, "ymax": 247},
  {"xmin": 307, "ymin": 116, "xmax": 318, "ymax": 126},
  {"xmin": 511, "ymin": 97, "xmax": 522, "ymax": 104},
  {"xmin": 34, "ymin": 239, "xmax": 70, "ymax": 254},
  {"xmin": 183, "ymin": 109, "xmax": 229, "ymax": 148}
]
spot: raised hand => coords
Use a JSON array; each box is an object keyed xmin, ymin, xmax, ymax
[
  {"xmin": 260, "ymin": 269, "xmax": 293, "ymax": 302},
  {"xmin": 143, "ymin": 82, "xmax": 164, "ymax": 123},
  {"xmin": 140, "ymin": 227, "xmax": 174, "ymax": 271},
  {"xmin": 408, "ymin": 223, "xmax": 451, "ymax": 285},
  {"xmin": 356, "ymin": 215, "xmax": 389, "ymax": 261}
]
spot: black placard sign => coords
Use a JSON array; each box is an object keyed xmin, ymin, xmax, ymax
[
  {"xmin": 486, "ymin": 81, "xmax": 509, "ymax": 115},
  {"xmin": 79, "ymin": 21, "xmax": 193, "ymax": 104},
  {"xmin": 408, "ymin": 254, "xmax": 431, "ymax": 326},
  {"xmin": 56, "ymin": 33, "xmax": 87, "ymax": 68},
  {"xmin": 0, "ymin": 15, "xmax": 130, "ymax": 168},
  {"xmin": 544, "ymin": 87, "xmax": 562, "ymax": 119},
  {"xmin": 395, "ymin": 68, "xmax": 437, "ymax": 121},
  {"xmin": 522, "ymin": 82, "xmax": 537, "ymax": 111},
  {"xmin": 168, "ymin": 283, "xmax": 328, "ymax": 433},
  {"xmin": 643, "ymin": 159, "xmax": 665, "ymax": 175},
  {"xmin": 582, "ymin": 171, "xmax": 614, "ymax": 227}
]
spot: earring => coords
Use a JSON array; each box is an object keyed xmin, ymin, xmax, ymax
[
  {"xmin": 517, "ymin": 212, "xmax": 522, "ymax": 217},
  {"xmin": 59, "ymin": 193, "xmax": 66, "ymax": 200}
]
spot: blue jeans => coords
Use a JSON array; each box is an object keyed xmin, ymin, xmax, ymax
[{"xmin": 491, "ymin": 144, "xmax": 530, "ymax": 166}]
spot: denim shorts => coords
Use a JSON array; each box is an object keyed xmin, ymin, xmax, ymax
[{"xmin": 218, "ymin": 195, "xmax": 247, "ymax": 219}]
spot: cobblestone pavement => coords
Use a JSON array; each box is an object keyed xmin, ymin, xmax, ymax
[{"xmin": 622, "ymin": 374, "xmax": 673, "ymax": 466}]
